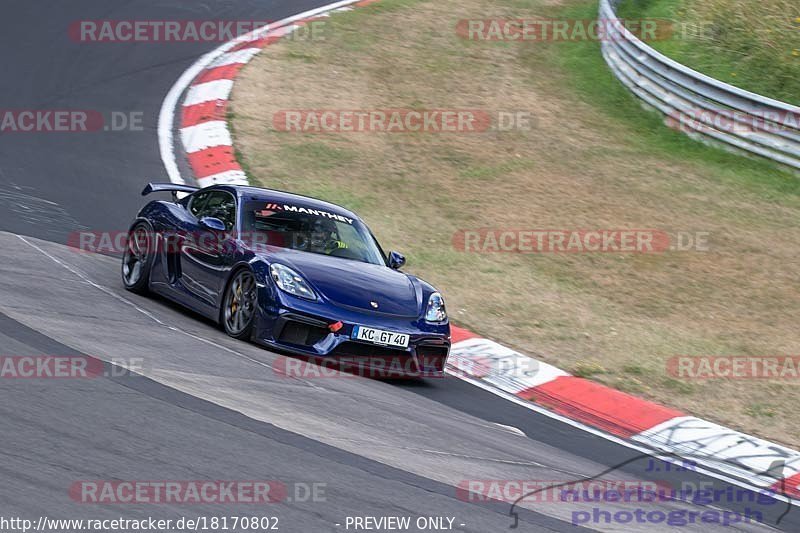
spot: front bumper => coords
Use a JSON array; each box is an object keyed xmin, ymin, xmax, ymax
[{"xmin": 253, "ymin": 287, "xmax": 451, "ymax": 378}]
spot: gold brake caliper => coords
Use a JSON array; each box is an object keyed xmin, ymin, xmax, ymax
[{"xmin": 231, "ymin": 284, "xmax": 241, "ymax": 313}]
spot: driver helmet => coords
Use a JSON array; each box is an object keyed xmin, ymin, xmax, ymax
[{"xmin": 309, "ymin": 218, "xmax": 339, "ymax": 252}]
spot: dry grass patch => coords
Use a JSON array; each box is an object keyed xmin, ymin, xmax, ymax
[{"xmin": 232, "ymin": 0, "xmax": 800, "ymax": 446}]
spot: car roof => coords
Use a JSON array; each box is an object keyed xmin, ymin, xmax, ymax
[{"xmin": 208, "ymin": 185, "xmax": 361, "ymax": 223}]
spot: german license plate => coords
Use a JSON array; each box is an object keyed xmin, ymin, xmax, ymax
[{"xmin": 351, "ymin": 326, "xmax": 410, "ymax": 348}]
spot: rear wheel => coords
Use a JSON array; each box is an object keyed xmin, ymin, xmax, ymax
[
  {"xmin": 222, "ymin": 269, "xmax": 257, "ymax": 339},
  {"xmin": 121, "ymin": 223, "xmax": 153, "ymax": 294}
]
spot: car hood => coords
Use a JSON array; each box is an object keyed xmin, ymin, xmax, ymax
[{"xmin": 263, "ymin": 250, "xmax": 421, "ymax": 317}]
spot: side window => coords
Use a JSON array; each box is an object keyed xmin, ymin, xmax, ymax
[
  {"xmin": 196, "ymin": 191, "xmax": 237, "ymax": 231},
  {"xmin": 188, "ymin": 192, "xmax": 211, "ymax": 218}
]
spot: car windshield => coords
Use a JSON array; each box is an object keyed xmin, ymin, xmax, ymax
[{"xmin": 241, "ymin": 199, "xmax": 386, "ymax": 265}]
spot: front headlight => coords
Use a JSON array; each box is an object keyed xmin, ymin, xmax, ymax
[
  {"xmin": 270, "ymin": 264, "xmax": 317, "ymax": 300},
  {"xmin": 425, "ymin": 292, "xmax": 447, "ymax": 322}
]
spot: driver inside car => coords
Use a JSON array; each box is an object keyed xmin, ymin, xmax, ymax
[{"xmin": 308, "ymin": 218, "xmax": 348, "ymax": 255}]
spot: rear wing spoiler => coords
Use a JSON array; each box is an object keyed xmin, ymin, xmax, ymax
[{"xmin": 141, "ymin": 182, "xmax": 199, "ymax": 200}]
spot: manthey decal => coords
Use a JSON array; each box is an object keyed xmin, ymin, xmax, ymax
[{"xmin": 257, "ymin": 203, "xmax": 354, "ymax": 225}]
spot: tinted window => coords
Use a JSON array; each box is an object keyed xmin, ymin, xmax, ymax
[
  {"xmin": 196, "ymin": 191, "xmax": 237, "ymax": 231},
  {"xmin": 188, "ymin": 191, "xmax": 211, "ymax": 218},
  {"xmin": 241, "ymin": 199, "xmax": 385, "ymax": 265}
]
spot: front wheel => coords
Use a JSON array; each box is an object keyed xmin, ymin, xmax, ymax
[
  {"xmin": 222, "ymin": 269, "xmax": 258, "ymax": 339},
  {"xmin": 121, "ymin": 223, "xmax": 153, "ymax": 294}
]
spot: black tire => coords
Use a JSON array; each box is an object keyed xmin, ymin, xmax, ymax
[
  {"xmin": 121, "ymin": 223, "xmax": 154, "ymax": 294},
  {"xmin": 222, "ymin": 269, "xmax": 258, "ymax": 340}
]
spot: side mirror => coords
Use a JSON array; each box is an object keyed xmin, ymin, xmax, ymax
[
  {"xmin": 388, "ymin": 251, "xmax": 406, "ymax": 270},
  {"xmin": 199, "ymin": 216, "xmax": 227, "ymax": 232}
]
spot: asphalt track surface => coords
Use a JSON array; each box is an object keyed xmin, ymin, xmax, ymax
[{"xmin": 0, "ymin": 1, "xmax": 796, "ymax": 532}]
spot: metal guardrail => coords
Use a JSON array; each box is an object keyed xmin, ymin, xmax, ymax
[{"xmin": 599, "ymin": 0, "xmax": 800, "ymax": 171}]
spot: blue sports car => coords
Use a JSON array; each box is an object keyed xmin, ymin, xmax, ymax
[{"xmin": 122, "ymin": 183, "xmax": 451, "ymax": 377}]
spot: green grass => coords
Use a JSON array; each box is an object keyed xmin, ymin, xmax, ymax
[
  {"xmin": 285, "ymin": 50, "xmax": 318, "ymax": 63},
  {"xmin": 745, "ymin": 403, "xmax": 777, "ymax": 419},
  {"xmin": 615, "ymin": 0, "xmax": 800, "ymax": 105},
  {"xmin": 458, "ymin": 159, "xmax": 534, "ymax": 181},
  {"xmin": 276, "ymin": 142, "xmax": 357, "ymax": 170},
  {"xmin": 546, "ymin": 0, "xmax": 800, "ymax": 200},
  {"xmin": 571, "ymin": 360, "xmax": 608, "ymax": 378}
]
